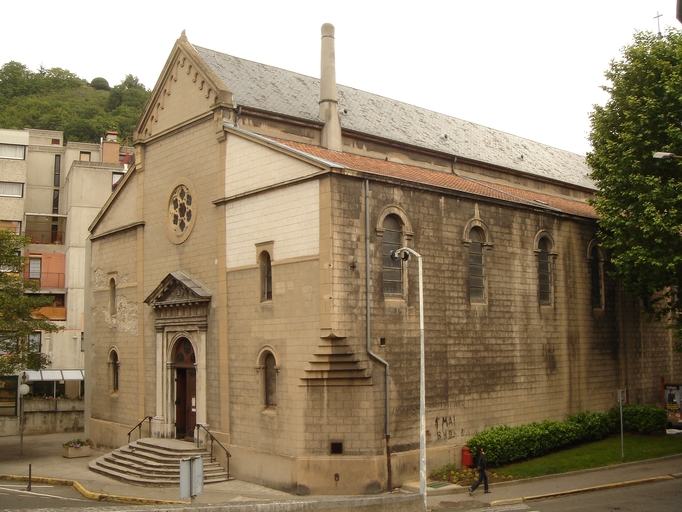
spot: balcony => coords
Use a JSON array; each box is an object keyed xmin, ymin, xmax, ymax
[
  {"xmin": 25, "ymin": 271, "xmax": 65, "ymax": 289},
  {"xmin": 25, "ymin": 230, "xmax": 65, "ymax": 245},
  {"xmin": 33, "ymin": 306, "xmax": 66, "ymax": 321}
]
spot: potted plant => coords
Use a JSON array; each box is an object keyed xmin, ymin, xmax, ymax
[{"xmin": 62, "ymin": 438, "xmax": 91, "ymax": 458}]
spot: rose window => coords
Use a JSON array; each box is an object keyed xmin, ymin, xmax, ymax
[{"xmin": 169, "ymin": 185, "xmax": 193, "ymax": 235}]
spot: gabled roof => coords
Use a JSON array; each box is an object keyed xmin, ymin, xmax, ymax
[
  {"xmin": 144, "ymin": 271, "xmax": 212, "ymax": 307},
  {"xmin": 194, "ymin": 44, "xmax": 594, "ymax": 191},
  {"xmin": 270, "ymin": 137, "xmax": 597, "ymax": 220}
]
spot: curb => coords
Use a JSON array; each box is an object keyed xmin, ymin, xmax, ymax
[
  {"xmin": 490, "ymin": 475, "xmax": 675, "ymax": 506},
  {"xmin": 0, "ymin": 474, "xmax": 187, "ymax": 505}
]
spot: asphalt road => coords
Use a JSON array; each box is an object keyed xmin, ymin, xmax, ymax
[
  {"xmin": 525, "ymin": 477, "xmax": 682, "ymax": 512},
  {"xmin": 0, "ymin": 481, "xmax": 124, "ymax": 510}
]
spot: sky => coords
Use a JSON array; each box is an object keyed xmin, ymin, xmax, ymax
[{"xmin": 1, "ymin": 1, "xmax": 680, "ymax": 156}]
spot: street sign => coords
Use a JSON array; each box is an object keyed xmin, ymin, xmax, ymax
[{"xmin": 180, "ymin": 455, "xmax": 204, "ymax": 501}]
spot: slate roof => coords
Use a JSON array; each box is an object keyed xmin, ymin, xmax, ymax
[
  {"xmin": 271, "ymin": 137, "xmax": 597, "ymax": 220},
  {"xmin": 194, "ymin": 44, "xmax": 594, "ymax": 191}
]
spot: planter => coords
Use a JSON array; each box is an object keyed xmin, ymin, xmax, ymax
[{"xmin": 62, "ymin": 445, "xmax": 91, "ymax": 458}]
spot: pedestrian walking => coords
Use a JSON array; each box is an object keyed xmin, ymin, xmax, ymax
[{"xmin": 468, "ymin": 445, "xmax": 490, "ymax": 496}]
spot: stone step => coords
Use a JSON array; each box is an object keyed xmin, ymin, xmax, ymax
[
  {"xmin": 88, "ymin": 437, "xmax": 230, "ymax": 487},
  {"xmin": 107, "ymin": 452, "xmax": 227, "ymax": 476}
]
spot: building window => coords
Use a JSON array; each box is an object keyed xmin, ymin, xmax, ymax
[
  {"xmin": 28, "ymin": 257, "xmax": 41, "ymax": 280},
  {"xmin": 382, "ymin": 214, "xmax": 404, "ymax": 296},
  {"xmin": 79, "ymin": 151, "xmax": 91, "ymax": 161},
  {"xmin": 0, "ymin": 376, "xmax": 18, "ymax": 416},
  {"xmin": 537, "ymin": 237, "xmax": 553, "ymax": 305},
  {"xmin": 108, "ymin": 349, "xmax": 119, "ymax": 394},
  {"xmin": 0, "ymin": 182, "xmax": 23, "ymax": 197},
  {"xmin": 260, "ymin": 251, "xmax": 272, "ymax": 302},
  {"xmin": 468, "ymin": 227, "xmax": 486, "ymax": 303},
  {"xmin": 28, "ymin": 332, "xmax": 41, "ymax": 353},
  {"xmin": 53, "ymin": 155, "xmax": 61, "ymax": 187},
  {"xmin": 52, "ymin": 189, "xmax": 59, "ymax": 214},
  {"xmin": 264, "ymin": 352, "xmax": 277, "ymax": 408},
  {"xmin": 112, "ymin": 172, "xmax": 124, "ymax": 190},
  {"xmin": 0, "ymin": 220, "xmax": 21, "ymax": 234},
  {"xmin": 589, "ymin": 244, "xmax": 605, "ymax": 309},
  {"xmin": 0, "ymin": 143, "xmax": 25, "ymax": 160},
  {"xmin": 109, "ymin": 278, "xmax": 117, "ymax": 317}
]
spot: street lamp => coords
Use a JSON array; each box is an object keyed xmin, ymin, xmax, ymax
[
  {"xmin": 653, "ymin": 151, "xmax": 682, "ymax": 159},
  {"xmin": 18, "ymin": 373, "xmax": 29, "ymax": 456},
  {"xmin": 390, "ymin": 247, "xmax": 426, "ymax": 509}
]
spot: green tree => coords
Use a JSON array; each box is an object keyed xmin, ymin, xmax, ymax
[
  {"xmin": 587, "ymin": 28, "xmax": 682, "ymax": 340},
  {"xmin": 0, "ymin": 230, "xmax": 61, "ymax": 375}
]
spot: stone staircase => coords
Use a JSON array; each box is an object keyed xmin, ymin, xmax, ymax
[{"xmin": 89, "ymin": 437, "xmax": 230, "ymax": 486}]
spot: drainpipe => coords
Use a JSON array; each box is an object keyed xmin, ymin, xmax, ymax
[{"xmin": 365, "ymin": 179, "xmax": 391, "ymax": 490}]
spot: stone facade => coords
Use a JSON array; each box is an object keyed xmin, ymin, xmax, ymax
[{"xmin": 85, "ymin": 27, "xmax": 682, "ymax": 495}]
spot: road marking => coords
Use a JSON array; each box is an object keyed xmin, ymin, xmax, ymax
[{"xmin": 0, "ymin": 486, "xmax": 84, "ymax": 501}]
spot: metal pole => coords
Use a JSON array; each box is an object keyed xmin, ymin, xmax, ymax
[
  {"xmin": 391, "ymin": 247, "xmax": 426, "ymax": 508},
  {"xmin": 417, "ymin": 253, "xmax": 426, "ymax": 509}
]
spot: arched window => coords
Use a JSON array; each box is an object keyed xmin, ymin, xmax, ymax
[
  {"xmin": 382, "ymin": 214, "xmax": 403, "ymax": 296},
  {"xmin": 108, "ymin": 349, "xmax": 119, "ymax": 395},
  {"xmin": 589, "ymin": 244, "xmax": 604, "ymax": 309},
  {"xmin": 109, "ymin": 278, "xmax": 116, "ymax": 316},
  {"xmin": 264, "ymin": 352, "xmax": 277, "ymax": 408},
  {"xmin": 537, "ymin": 237, "xmax": 553, "ymax": 305},
  {"xmin": 468, "ymin": 227, "xmax": 485, "ymax": 303},
  {"xmin": 260, "ymin": 251, "xmax": 272, "ymax": 302}
]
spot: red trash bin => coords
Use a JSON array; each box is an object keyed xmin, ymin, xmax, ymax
[{"xmin": 461, "ymin": 446, "xmax": 473, "ymax": 468}]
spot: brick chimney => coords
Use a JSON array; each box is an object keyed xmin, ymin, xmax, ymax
[
  {"xmin": 319, "ymin": 23, "xmax": 342, "ymax": 151},
  {"xmin": 102, "ymin": 131, "xmax": 120, "ymax": 164}
]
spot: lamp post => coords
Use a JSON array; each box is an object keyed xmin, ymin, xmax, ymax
[
  {"xmin": 390, "ymin": 247, "xmax": 426, "ymax": 509},
  {"xmin": 653, "ymin": 151, "xmax": 682, "ymax": 159},
  {"xmin": 18, "ymin": 373, "xmax": 29, "ymax": 456}
]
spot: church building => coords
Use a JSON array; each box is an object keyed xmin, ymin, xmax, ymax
[{"xmin": 84, "ymin": 25, "xmax": 681, "ymax": 495}]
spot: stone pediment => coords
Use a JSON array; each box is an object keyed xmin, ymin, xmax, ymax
[{"xmin": 144, "ymin": 271, "xmax": 211, "ymax": 308}]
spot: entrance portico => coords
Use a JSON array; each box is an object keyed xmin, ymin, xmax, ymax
[{"xmin": 144, "ymin": 271, "xmax": 211, "ymax": 439}]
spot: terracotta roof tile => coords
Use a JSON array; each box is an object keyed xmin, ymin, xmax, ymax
[{"xmin": 272, "ymin": 139, "xmax": 597, "ymax": 219}]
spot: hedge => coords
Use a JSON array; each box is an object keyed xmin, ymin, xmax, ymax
[{"xmin": 465, "ymin": 404, "xmax": 666, "ymax": 467}]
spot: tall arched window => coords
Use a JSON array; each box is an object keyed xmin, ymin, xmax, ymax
[
  {"xmin": 108, "ymin": 349, "xmax": 119, "ymax": 395},
  {"xmin": 468, "ymin": 227, "xmax": 485, "ymax": 303},
  {"xmin": 264, "ymin": 352, "xmax": 277, "ymax": 408},
  {"xmin": 109, "ymin": 278, "xmax": 116, "ymax": 317},
  {"xmin": 537, "ymin": 237, "xmax": 552, "ymax": 305},
  {"xmin": 382, "ymin": 214, "xmax": 403, "ymax": 296},
  {"xmin": 260, "ymin": 251, "xmax": 272, "ymax": 302}
]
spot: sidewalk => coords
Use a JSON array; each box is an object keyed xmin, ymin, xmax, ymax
[
  {"xmin": 410, "ymin": 451, "xmax": 682, "ymax": 510},
  {"xmin": 0, "ymin": 432, "xmax": 293, "ymax": 505},
  {"xmin": 1, "ymin": 432, "xmax": 682, "ymax": 510}
]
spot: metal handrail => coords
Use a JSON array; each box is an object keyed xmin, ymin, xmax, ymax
[
  {"xmin": 127, "ymin": 416, "xmax": 153, "ymax": 443},
  {"xmin": 195, "ymin": 423, "xmax": 231, "ymax": 477}
]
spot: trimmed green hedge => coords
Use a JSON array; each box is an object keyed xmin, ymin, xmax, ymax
[{"xmin": 465, "ymin": 404, "xmax": 665, "ymax": 467}]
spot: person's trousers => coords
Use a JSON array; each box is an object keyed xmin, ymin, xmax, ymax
[{"xmin": 470, "ymin": 468, "xmax": 488, "ymax": 492}]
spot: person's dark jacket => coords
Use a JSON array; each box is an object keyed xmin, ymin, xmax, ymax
[{"xmin": 476, "ymin": 451, "xmax": 487, "ymax": 471}]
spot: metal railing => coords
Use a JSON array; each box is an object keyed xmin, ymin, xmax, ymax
[
  {"xmin": 127, "ymin": 415, "xmax": 153, "ymax": 443},
  {"xmin": 25, "ymin": 230, "xmax": 66, "ymax": 245},
  {"xmin": 195, "ymin": 423, "xmax": 231, "ymax": 477}
]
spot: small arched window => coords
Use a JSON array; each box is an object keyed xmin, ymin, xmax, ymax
[
  {"xmin": 109, "ymin": 278, "xmax": 116, "ymax": 316},
  {"xmin": 260, "ymin": 251, "xmax": 272, "ymax": 302},
  {"xmin": 264, "ymin": 352, "xmax": 277, "ymax": 408},
  {"xmin": 468, "ymin": 227, "xmax": 485, "ymax": 303},
  {"xmin": 382, "ymin": 214, "xmax": 403, "ymax": 296},
  {"xmin": 537, "ymin": 237, "xmax": 553, "ymax": 305},
  {"xmin": 108, "ymin": 349, "xmax": 119, "ymax": 395}
]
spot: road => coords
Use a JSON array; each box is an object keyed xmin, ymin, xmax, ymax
[
  {"xmin": 0, "ymin": 481, "xmax": 124, "ymax": 510},
  {"xmin": 521, "ymin": 477, "xmax": 681, "ymax": 512}
]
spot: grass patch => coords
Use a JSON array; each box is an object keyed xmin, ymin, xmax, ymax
[{"xmin": 498, "ymin": 433, "xmax": 682, "ymax": 479}]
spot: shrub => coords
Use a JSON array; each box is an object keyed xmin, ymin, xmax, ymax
[
  {"xmin": 616, "ymin": 404, "xmax": 667, "ymax": 434},
  {"xmin": 567, "ymin": 410, "xmax": 616, "ymax": 441}
]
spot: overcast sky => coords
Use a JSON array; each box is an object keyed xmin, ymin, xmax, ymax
[{"xmin": 1, "ymin": 1, "xmax": 679, "ymax": 155}]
